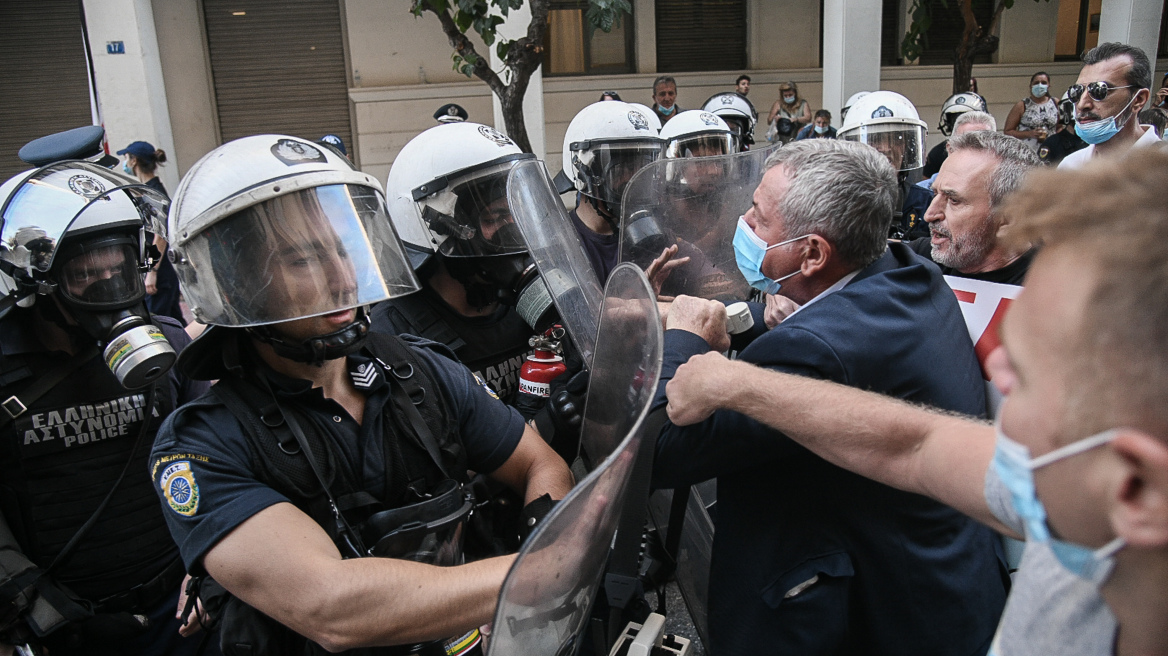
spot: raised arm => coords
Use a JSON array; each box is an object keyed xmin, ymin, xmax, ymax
[
  {"xmin": 203, "ymin": 503, "xmax": 515, "ymax": 652},
  {"xmin": 488, "ymin": 423, "xmax": 575, "ymax": 503},
  {"xmin": 665, "ymin": 351, "xmax": 1015, "ymax": 537}
]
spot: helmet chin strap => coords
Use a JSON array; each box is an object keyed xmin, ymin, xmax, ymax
[
  {"xmin": 248, "ymin": 308, "xmax": 371, "ymax": 367},
  {"xmin": 584, "ymin": 194, "xmax": 620, "ymax": 232}
]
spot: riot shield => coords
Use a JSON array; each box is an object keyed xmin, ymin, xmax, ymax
[
  {"xmin": 488, "ymin": 263, "xmax": 663, "ymax": 656},
  {"xmin": 618, "ymin": 146, "xmax": 779, "ymax": 302},
  {"xmin": 508, "ymin": 160, "xmax": 604, "ymax": 366}
]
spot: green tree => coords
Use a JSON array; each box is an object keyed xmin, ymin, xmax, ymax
[
  {"xmin": 412, "ymin": 0, "xmax": 631, "ymax": 153},
  {"xmin": 902, "ymin": 0, "xmax": 1049, "ymax": 96}
]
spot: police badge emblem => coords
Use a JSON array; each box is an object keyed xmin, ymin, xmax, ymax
[
  {"xmin": 628, "ymin": 110, "xmax": 650, "ymax": 130},
  {"xmin": 270, "ymin": 139, "xmax": 328, "ymax": 166},
  {"xmin": 955, "ymin": 97, "xmax": 967, "ymax": 105},
  {"xmin": 871, "ymin": 106, "xmax": 895, "ymax": 119},
  {"xmin": 478, "ymin": 125, "xmax": 515, "ymax": 147},
  {"xmin": 720, "ymin": 95, "xmax": 735, "ymax": 105},
  {"xmin": 161, "ymin": 461, "xmax": 200, "ymax": 516},
  {"xmin": 699, "ymin": 112, "xmax": 720, "ymax": 126},
  {"xmin": 67, "ymin": 174, "xmax": 105, "ymax": 198}
]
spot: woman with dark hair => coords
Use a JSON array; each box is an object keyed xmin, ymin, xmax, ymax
[
  {"xmin": 1004, "ymin": 71, "xmax": 1059, "ymax": 152},
  {"xmin": 117, "ymin": 140, "xmax": 185, "ymax": 325}
]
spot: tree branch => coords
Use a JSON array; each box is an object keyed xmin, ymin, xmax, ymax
[{"xmin": 424, "ymin": 5, "xmax": 507, "ymax": 97}]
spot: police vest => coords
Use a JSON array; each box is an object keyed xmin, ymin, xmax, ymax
[
  {"xmin": 0, "ymin": 336, "xmax": 178, "ymax": 603},
  {"xmin": 371, "ymin": 290, "xmax": 533, "ymax": 404},
  {"xmin": 193, "ymin": 332, "xmax": 470, "ymax": 656}
]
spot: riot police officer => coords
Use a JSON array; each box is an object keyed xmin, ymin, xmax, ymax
[
  {"xmin": 700, "ymin": 91, "xmax": 759, "ymax": 152},
  {"xmin": 151, "ymin": 134, "xmax": 573, "ymax": 656},
  {"xmin": 924, "ymin": 92, "xmax": 989, "ymax": 177},
  {"xmin": 0, "ymin": 127, "xmax": 210, "ymax": 655},
  {"xmin": 837, "ymin": 90, "xmax": 933, "ymax": 240}
]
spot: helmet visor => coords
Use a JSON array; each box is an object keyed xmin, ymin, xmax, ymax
[
  {"xmin": 664, "ymin": 134, "xmax": 736, "ymax": 159},
  {"xmin": 179, "ymin": 184, "xmax": 419, "ymax": 327},
  {"xmin": 576, "ymin": 141, "xmax": 662, "ymax": 205},
  {"xmin": 417, "ymin": 161, "xmax": 528, "ymax": 258},
  {"xmin": 55, "ymin": 241, "xmax": 145, "ymax": 308},
  {"xmin": 1, "ymin": 163, "xmax": 168, "ymax": 274},
  {"xmin": 840, "ymin": 124, "xmax": 927, "ymax": 171}
]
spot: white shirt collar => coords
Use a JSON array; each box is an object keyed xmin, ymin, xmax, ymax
[{"xmin": 784, "ymin": 269, "xmax": 861, "ymax": 320}]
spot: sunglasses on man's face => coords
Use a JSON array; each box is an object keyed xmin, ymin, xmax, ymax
[{"xmin": 1066, "ymin": 81, "xmax": 1137, "ymax": 103}]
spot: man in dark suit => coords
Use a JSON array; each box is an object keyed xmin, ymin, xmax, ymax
[{"xmin": 654, "ymin": 139, "xmax": 1008, "ymax": 655}]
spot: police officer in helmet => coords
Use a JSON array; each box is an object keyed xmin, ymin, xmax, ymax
[
  {"xmin": 152, "ymin": 134, "xmax": 573, "ymax": 655},
  {"xmin": 0, "ymin": 126, "xmax": 211, "ymax": 655}
]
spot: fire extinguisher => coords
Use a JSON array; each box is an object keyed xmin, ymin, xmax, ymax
[{"xmin": 515, "ymin": 326, "xmax": 568, "ymax": 418}]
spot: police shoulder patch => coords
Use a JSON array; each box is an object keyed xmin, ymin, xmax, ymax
[
  {"xmin": 160, "ymin": 461, "xmax": 200, "ymax": 516},
  {"xmin": 473, "ymin": 372, "xmax": 501, "ymax": 400}
]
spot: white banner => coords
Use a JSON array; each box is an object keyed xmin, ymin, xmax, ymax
[{"xmin": 944, "ymin": 275, "xmax": 1023, "ymax": 415}]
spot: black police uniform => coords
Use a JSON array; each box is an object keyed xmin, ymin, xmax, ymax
[
  {"xmin": 370, "ymin": 287, "xmax": 532, "ymax": 405},
  {"xmin": 0, "ymin": 314, "xmax": 210, "ymax": 655},
  {"xmin": 150, "ymin": 332, "xmax": 526, "ymax": 655},
  {"xmin": 896, "ymin": 177, "xmax": 933, "ymax": 241}
]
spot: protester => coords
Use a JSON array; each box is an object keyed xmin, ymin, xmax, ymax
[
  {"xmin": 653, "ymin": 139, "xmax": 1008, "ymax": 655},
  {"xmin": 795, "ymin": 109, "xmax": 836, "ymax": 139},
  {"xmin": 651, "ymin": 76, "xmax": 681, "ymax": 125},
  {"xmin": 1061, "ymin": 42, "xmax": 1156, "ymax": 169},
  {"xmin": 117, "ymin": 140, "xmax": 185, "ymax": 325},
  {"xmin": 766, "ymin": 80, "xmax": 811, "ymax": 144},
  {"xmin": 735, "ymin": 74, "xmax": 750, "ymax": 96},
  {"xmin": 912, "ymin": 130, "xmax": 1039, "ymax": 285},
  {"xmin": 1004, "ymin": 71, "xmax": 1059, "ymax": 151},
  {"xmin": 599, "ymin": 90, "xmax": 622, "ymax": 101},
  {"xmin": 664, "ymin": 147, "xmax": 1168, "ymax": 656}
]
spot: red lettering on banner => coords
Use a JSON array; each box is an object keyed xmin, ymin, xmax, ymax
[{"xmin": 952, "ymin": 289, "xmax": 977, "ymax": 304}]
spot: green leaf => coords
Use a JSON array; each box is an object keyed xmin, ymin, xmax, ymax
[
  {"xmin": 496, "ymin": 39, "xmax": 511, "ymax": 59},
  {"xmin": 460, "ymin": 63, "xmax": 475, "ymax": 77},
  {"xmin": 453, "ymin": 9, "xmax": 473, "ymax": 31}
]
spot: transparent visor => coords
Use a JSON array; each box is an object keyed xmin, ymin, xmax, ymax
[
  {"xmin": 1, "ymin": 162, "xmax": 168, "ymax": 275},
  {"xmin": 179, "ymin": 184, "xmax": 419, "ymax": 327},
  {"xmin": 721, "ymin": 116, "xmax": 752, "ymax": 144},
  {"xmin": 840, "ymin": 123, "xmax": 926, "ymax": 171},
  {"xmin": 55, "ymin": 242, "xmax": 145, "ymax": 308},
  {"xmin": 576, "ymin": 142, "xmax": 663, "ymax": 205},
  {"xmin": 665, "ymin": 133, "xmax": 736, "ymax": 159},
  {"xmin": 416, "ymin": 162, "xmax": 526, "ymax": 258}
]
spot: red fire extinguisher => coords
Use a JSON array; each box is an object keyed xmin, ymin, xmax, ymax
[{"xmin": 518, "ymin": 326, "xmax": 568, "ymax": 399}]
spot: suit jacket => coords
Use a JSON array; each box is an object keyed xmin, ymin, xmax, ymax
[{"xmin": 653, "ymin": 243, "xmax": 1008, "ymax": 656}]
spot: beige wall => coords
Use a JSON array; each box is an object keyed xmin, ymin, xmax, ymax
[
  {"xmin": 750, "ymin": 1, "xmax": 821, "ymax": 69},
  {"xmin": 997, "ymin": 0, "xmax": 1062, "ymax": 64},
  {"xmin": 151, "ymin": 0, "xmax": 218, "ymax": 178}
]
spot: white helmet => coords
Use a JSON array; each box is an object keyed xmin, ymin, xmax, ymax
[
  {"xmin": 386, "ymin": 122, "xmax": 535, "ymax": 267},
  {"xmin": 659, "ymin": 111, "xmax": 735, "ymax": 159},
  {"xmin": 169, "ymin": 134, "xmax": 419, "ymax": 327},
  {"xmin": 558, "ymin": 101, "xmax": 663, "ymax": 204},
  {"xmin": 0, "ymin": 162, "xmax": 167, "ymax": 314},
  {"xmin": 938, "ymin": 92, "xmax": 988, "ymax": 136},
  {"xmin": 837, "ymin": 91, "xmax": 928, "ymax": 172},
  {"xmin": 701, "ymin": 92, "xmax": 758, "ymax": 150},
  {"xmin": 840, "ymin": 91, "xmax": 871, "ymax": 122}
]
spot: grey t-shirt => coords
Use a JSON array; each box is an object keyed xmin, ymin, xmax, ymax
[{"xmin": 983, "ymin": 465, "xmax": 1117, "ymax": 655}]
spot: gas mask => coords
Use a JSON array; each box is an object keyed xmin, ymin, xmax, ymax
[
  {"xmin": 444, "ymin": 251, "xmax": 558, "ymax": 332},
  {"xmin": 50, "ymin": 234, "xmax": 175, "ymax": 389}
]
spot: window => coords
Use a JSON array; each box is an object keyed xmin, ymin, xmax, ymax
[
  {"xmin": 913, "ymin": 0, "xmax": 996, "ymax": 66},
  {"xmin": 1054, "ymin": 0, "xmax": 1102, "ymax": 60},
  {"xmin": 542, "ymin": 1, "xmax": 634, "ymax": 76},
  {"xmin": 655, "ymin": 0, "xmax": 746, "ymax": 73}
]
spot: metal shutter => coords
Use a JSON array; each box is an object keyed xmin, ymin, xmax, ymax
[
  {"xmin": 0, "ymin": 0, "xmax": 93, "ymax": 180},
  {"xmin": 655, "ymin": 0, "xmax": 746, "ymax": 73},
  {"xmin": 202, "ymin": 0, "xmax": 354, "ymax": 156}
]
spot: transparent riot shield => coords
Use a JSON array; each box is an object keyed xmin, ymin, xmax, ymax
[
  {"xmin": 508, "ymin": 160, "xmax": 604, "ymax": 366},
  {"xmin": 488, "ymin": 263, "xmax": 663, "ymax": 656},
  {"xmin": 618, "ymin": 146, "xmax": 779, "ymax": 302}
]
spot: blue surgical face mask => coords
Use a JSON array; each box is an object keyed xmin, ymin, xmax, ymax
[
  {"xmin": 814, "ymin": 124, "xmax": 829, "ymax": 134},
  {"xmin": 122, "ymin": 161, "xmax": 134, "ymax": 176},
  {"xmin": 1031, "ymin": 83, "xmax": 1049, "ymax": 97},
  {"xmin": 783, "ymin": 95, "xmax": 796, "ymax": 104},
  {"xmin": 1074, "ymin": 93, "xmax": 1137, "ymax": 145},
  {"xmin": 659, "ymin": 104, "xmax": 676, "ymax": 115},
  {"xmin": 733, "ymin": 216, "xmax": 808, "ymax": 295},
  {"xmin": 992, "ymin": 416, "xmax": 1125, "ymax": 584}
]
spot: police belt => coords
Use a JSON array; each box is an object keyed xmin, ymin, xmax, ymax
[{"xmin": 94, "ymin": 558, "xmax": 184, "ymax": 613}]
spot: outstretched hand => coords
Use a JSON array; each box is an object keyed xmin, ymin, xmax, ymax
[
  {"xmin": 645, "ymin": 245, "xmax": 690, "ymax": 298},
  {"xmin": 665, "ymin": 295, "xmax": 730, "ymax": 353}
]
